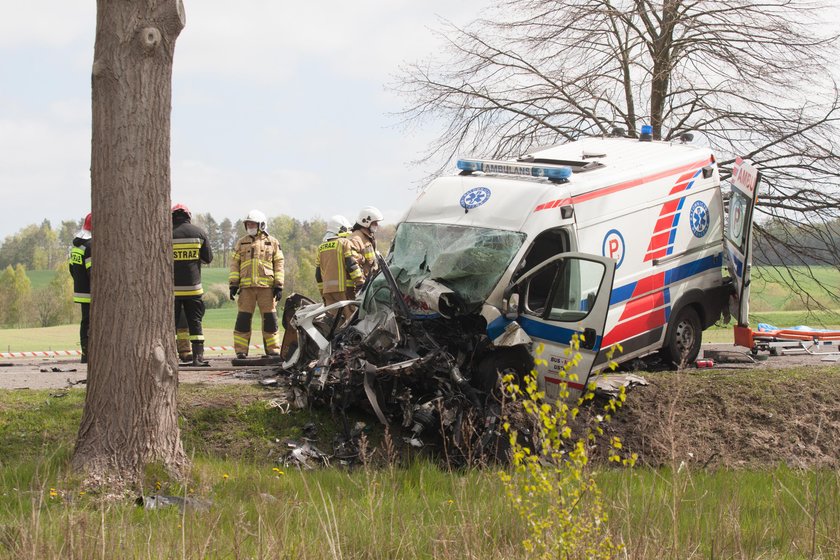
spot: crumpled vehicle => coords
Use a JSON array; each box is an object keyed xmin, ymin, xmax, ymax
[{"xmin": 279, "ymin": 252, "xmax": 532, "ymax": 464}]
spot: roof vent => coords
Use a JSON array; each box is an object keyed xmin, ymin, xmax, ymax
[{"xmin": 582, "ymin": 150, "xmax": 606, "ymax": 159}]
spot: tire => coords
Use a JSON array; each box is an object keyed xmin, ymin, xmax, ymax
[
  {"xmin": 473, "ymin": 349, "xmax": 534, "ymax": 395},
  {"xmin": 662, "ymin": 306, "xmax": 702, "ymax": 367}
]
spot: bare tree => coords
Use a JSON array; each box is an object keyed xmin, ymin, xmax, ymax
[
  {"xmin": 397, "ymin": 0, "xmax": 840, "ymax": 315},
  {"xmin": 72, "ymin": 0, "xmax": 187, "ymax": 483}
]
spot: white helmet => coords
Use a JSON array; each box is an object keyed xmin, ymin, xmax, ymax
[
  {"xmin": 356, "ymin": 206, "xmax": 384, "ymax": 228},
  {"xmin": 244, "ymin": 209, "xmax": 267, "ymax": 232},
  {"xmin": 325, "ymin": 215, "xmax": 352, "ymax": 239}
]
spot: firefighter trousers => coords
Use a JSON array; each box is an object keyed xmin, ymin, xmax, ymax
[
  {"xmin": 175, "ymin": 307, "xmax": 192, "ymax": 359},
  {"xmin": 79, "ymin": 302, "xmax": 90, "ymax": 360},
  {"xmin": 234, "ymin": 287, "xmax": 280, "ymax": 355},
  {"xmin": 174, "ymin": 296, "xmax": 205, "ymax": 356},
  {"xmin": 323, "ymin": 288, "xmax": 356, "ymax": 324}
]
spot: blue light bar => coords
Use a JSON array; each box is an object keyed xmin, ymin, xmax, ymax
[
  {"xmin": 641, "ymin": 125, "xmax": 653, "ymax": 135},
  {"xmin": 456, "ymin": 158, "xmax": 572, "ymax": 181}
]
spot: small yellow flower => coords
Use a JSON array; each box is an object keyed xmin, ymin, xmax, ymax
[
  {"xmin": 223, "ymin": 473, "xmax": 229, "ymax": 481},
  {"xmin": 155, "ymin": 480, "xmax": 162, "ymax": 491},
  {"xmin": 272, "ymin": 467, "xmax": 285, "ymax": 476},
  {"xmin": 78, "ymin": 491, "xmax": 86, "ymax": 496},
  {"xmin": 49, "ymin": 488, "xmax": 58, "ymax": 499}
]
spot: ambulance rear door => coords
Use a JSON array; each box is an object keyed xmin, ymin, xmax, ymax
[{"xmin": 723, "ymin": 157, "xmax": 761, "ymax": 326}]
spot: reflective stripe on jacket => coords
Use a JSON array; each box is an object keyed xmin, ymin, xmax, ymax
[
  {"xmin": 349, "ymin": 228, "xmax": 377, "ymax": 279},
  {"xmin": 315, "ymin": 235, "xmax": 363, "ymax": 295},
  {"xmin": 68, "ymin": 238, "xmax": 92, "ymax": 303},
  {"xmin": 229, "ymin": 231, "xmax": 284, "ymax": 289},
  {"xmin": 173, "ymin": 217, "xmax": 213, "ymax": 297}
]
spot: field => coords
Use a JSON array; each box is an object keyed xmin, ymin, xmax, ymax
[
  {"xmin": 2, "ymin": 375, "xmax": 840, "ymax": 559},
  {"xmin": 3, "ymin": 266, "xmax": 839, "ymax": 354}
]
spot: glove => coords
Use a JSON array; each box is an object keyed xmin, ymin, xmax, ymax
[
  {"xmin": 273, "ymin": 286, "xmax": 283, "ymax": 301},
  {"xmin": 229, "ymin": 285, "xmax": 238, "ymax": 300}
]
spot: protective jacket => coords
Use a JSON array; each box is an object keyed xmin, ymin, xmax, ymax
[
  {"xmin": 229, "ymin": 231, "xmax": 285, "ymax": 289},
  {"xmin": 315, "ymin": 234, "xmax": 363, "ymax": 295},
  {"xmin": 68, "ymin": 237, "xmax": 92, "ymax": 303},
  {"xmin": 173, "ymin": 215, "xmax": 213, "ymax": 297},
  {"xmin": 349, "ymin": 228, "xmax": 377, "ymax": 279}
]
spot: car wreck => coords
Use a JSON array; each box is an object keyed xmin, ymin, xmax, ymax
[
  {"xmin": 280, "ymin": 245, "xmax": 528, "ymax": 463},
  {"xmin": 277, "ymin": 136, "xmax": 759, "ymax": 461}
]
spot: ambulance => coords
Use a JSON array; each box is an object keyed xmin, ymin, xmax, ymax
[{"xmin": 361, "ymin": 131, "xmax": 759, "ymax": 398}]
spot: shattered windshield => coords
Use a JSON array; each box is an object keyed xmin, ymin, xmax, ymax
[{"xmin": 363, "ymin": 223, "xmax": 526, "ymax": 315}]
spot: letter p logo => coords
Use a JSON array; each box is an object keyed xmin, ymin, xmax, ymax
[{"xmin": 602, "ymin": 229, "xmax": 625, "ymax": 269}]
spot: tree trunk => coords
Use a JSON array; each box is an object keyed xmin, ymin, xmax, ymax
[
  {"xmin": 72, "ymin": 0, "xmax": 187, "ymax": 484},
  {"xmin": 649, "ymin": 0, "xmax": 678, "ymax": 140}
]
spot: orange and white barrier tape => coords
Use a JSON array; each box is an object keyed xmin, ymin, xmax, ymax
[{"xmin": 0, "ymin": 345, "xmax": 264, "ymax": 359}]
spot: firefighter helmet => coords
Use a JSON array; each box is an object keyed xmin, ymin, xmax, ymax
[
  {"xmin": 244, "ymin": 209, "xmax": 267, "ymax": 232},
  {"xmin": 171, "ymin": 203, "xmax": 192, "ymax": 218},
  {"xmin": 325, "ymin": 215, "xmax": 352, "ymax": 237},
  {"xmin": 356, "ymin": 206, "xmax": 384, "ymax": 228},
  {"xmin": 75, "ymin": 212, "xmax": 93, "ymax": 240}
]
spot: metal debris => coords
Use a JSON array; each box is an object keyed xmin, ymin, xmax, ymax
[
  {"xmin": 136, "ymin": 495, "xmax": 212, "ymax": 511},
  {"xmin": 281, "ymin": 440, "xmax": 331, "ymax": 469},
  {"xmin": 591, "ymin": 373, "xmax": 649, "ymax": 399}
]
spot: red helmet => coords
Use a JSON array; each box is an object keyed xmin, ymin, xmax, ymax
[
  {"xmin": 172, "ymin": 203, "xmax": 192, "ymax": 218},
  {"xmin": 82, "ymin": 213, "xmax": 92, "ymax": 233}
]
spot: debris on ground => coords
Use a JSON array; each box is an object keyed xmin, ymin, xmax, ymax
[
  {"xmin": 136, "ymin": 495, "xmax": 212, "ymax": 512},
  {"xmin": 592, "ymin": 373, "xmax": 649, "ymax": 399},
  {"xmin": 281, "ymin": 440, "xmax": 331, "ymax": 469}
]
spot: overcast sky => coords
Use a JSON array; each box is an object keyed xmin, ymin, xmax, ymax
[{"xmin": 0, "ymin": 1, "xmax": 488, "ymax": 239}]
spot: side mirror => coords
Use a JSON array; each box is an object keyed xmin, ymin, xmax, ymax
[{"xmin": 504, "ymin": 292, "xmax": 520, "ymax": 320}]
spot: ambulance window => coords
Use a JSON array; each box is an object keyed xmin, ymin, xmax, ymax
[
  {"xmin": 546, "ymin": 258, "xmax": 605, "ymax": 322},
  {"xmin": 524, "ymin": 264, "xmax": 558, "ymax": 316},
  {"xmin": 514, "ymin": 228, "xmax": 570, "ymax": 281}
]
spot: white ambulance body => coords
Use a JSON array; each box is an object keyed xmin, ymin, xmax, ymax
[{"xmin": 386, "ymin": 136, "xmax": 755, "ymax": 397}]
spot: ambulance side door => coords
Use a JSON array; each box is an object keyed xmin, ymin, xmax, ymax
[
  {"xmin": 723, "ymin": 158, "xmax": 761, "ymax": 326},
  {"xmin": 508, "ymin": 252, "xmax": 615, "ymax": 399}
]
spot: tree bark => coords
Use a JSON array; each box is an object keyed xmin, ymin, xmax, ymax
[{"xmin": 72, "ymin": 0, "xmax": 187, "ymax": 484}]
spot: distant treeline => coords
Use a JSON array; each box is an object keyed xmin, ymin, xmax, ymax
[
  {"xmin": 0, "ymin": 215, "xmax": 395, "ymax": 329},
  {"xmin": 753, "ymin": 219, "xmax": 840, "ymax": 267}
]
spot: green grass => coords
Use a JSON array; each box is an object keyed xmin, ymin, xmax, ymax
[
  {"xmin": 25, "ymin": 270, "xmax": 59, "ymax": 291},
  {"xmin": 2, "ymin": 384, "xmax": 840, "ymax": 558},
  {"xmin": 0, "ymin": 309, "xmax": 278, "ymax": 353},
  {"xmin": 599, "ymin": 466, "xmax": 840, "ymax": 559}
]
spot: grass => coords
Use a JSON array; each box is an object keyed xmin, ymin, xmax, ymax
[
  {"xmin": 2, "ymin": 383, "xmax": 840, "ymax": 558},
  {"xmin": 599, "ymin": 466, "xmax": 840, "ymax": 558},
  {"xmin": 0, "ymin": 309, "xmax": 278, "ymax": 353}
]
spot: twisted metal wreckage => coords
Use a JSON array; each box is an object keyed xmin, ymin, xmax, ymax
[
  {"xmin": 277, "ymin": 254, "xmax": 534, "ymax": 463},
  {"xmin": 275, "ymin": 254, "xmax": 635, "ymax": 466}
]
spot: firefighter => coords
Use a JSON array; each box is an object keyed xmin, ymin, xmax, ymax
[
  {"xmin": 68, "ymin": 213, "xmax": 92, "ymax": 364},
  {"xmin": 172, "ymin": 204, "xmax": 213, "ymax": 366},
  {"xmin": 315, "ymin": 215, "xmax": 363, "ymax": 323},
  {"xmin": 229, "ymin": 209, "xmax": 285, "ymax": 358},
  {"xmin": 349, "ymin": 206, "xmax": 383, "ymax": 281}
]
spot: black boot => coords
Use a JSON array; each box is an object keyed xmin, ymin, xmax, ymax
[{"xmin": 192, "ymin": 341, "xmax": 210, "ymax": 367}]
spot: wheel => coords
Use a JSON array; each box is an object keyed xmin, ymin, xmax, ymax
[
  {"xmin": 473, "ymin": 349, "xmax": 534, "ymax": 395},
  {"xmin": 662, "ymin": 306, "xmax": 702, "ymax": 367}
]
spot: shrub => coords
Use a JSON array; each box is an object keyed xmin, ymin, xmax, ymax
[{"xmin": 499, "ymin": 337, "xmax": 635, "ymax": 559}]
